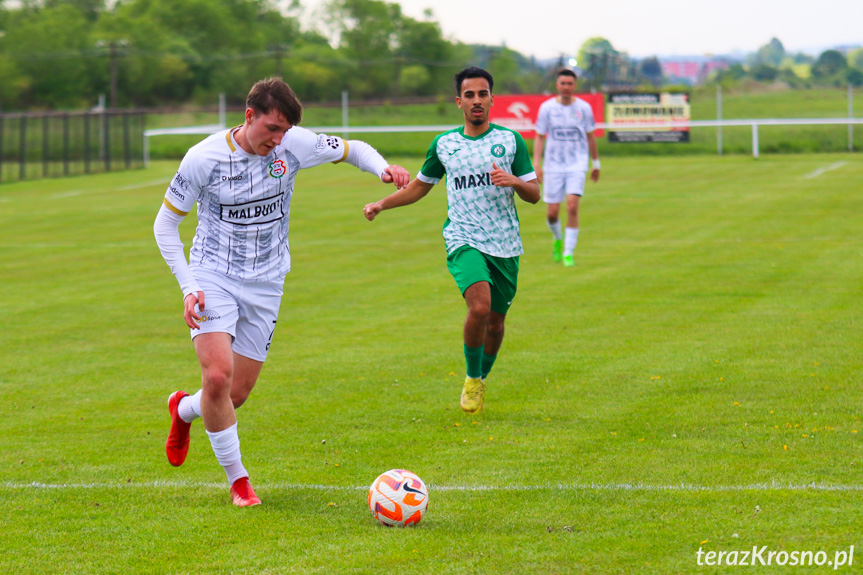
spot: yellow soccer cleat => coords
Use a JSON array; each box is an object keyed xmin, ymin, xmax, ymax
[{"xmin": 460, "ymin": 377, "xmax": 486, "ymax": 413}]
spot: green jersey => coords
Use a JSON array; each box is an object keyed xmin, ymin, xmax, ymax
[{"xmin": 417, "ymin": 124, "xmax": 536, "ymax": 258}]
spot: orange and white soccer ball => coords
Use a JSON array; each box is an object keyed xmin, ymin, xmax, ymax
[{"xmin": 368, "ymin": 469, "xmax": 429, "ymax": 527}]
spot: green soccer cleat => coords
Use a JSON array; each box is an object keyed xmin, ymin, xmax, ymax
[
  {"xmin": 563, "ymin": 254, "xmax": 574, "ymax": 267},
  {"xmin": 460, "ymin": 376, "xmax": 486, "ymax": 414},
  {"xmin": 553, "ymin": 239, "xmax": 563, "ymax": 263}
]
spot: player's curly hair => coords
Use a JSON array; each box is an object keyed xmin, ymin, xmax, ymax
[
  {"xmin": 246, "ymin": 78, "xmax": 303, "ymax": 126},
  {"xmin": 454, "ymin": 67, "xmax": 494, "ymax": 96}
]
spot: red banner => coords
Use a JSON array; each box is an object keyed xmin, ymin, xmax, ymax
[{"xmin": 490, "ymin": 94, "xmax": 605, "ymax": 138}]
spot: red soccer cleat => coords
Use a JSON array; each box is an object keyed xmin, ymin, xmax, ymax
[
  {"xmin": 231, "ymin": 477, "xmax": 261, "ymax": 507},
  {"xmin": 166, "ymin": 391, "xmax": 191, "ymax": 467}
]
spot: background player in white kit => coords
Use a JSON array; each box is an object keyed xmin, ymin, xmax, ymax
[
  {"xmin": 533, "ymin": 69, "xmax": 601, "ymax": 267},
  {"xmin": 153, "ymin": 78, "xmax": 409, "ymax": 506}
]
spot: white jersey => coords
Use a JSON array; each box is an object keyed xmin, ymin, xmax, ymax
[
  {"xmin": 162, "ymin": 126, "xmax": 348, "ymax": 282},
  {"xmin": 535, "ymin": 97, "xmax": 595, "ymax": 173}
]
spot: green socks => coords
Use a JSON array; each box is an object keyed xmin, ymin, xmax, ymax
[{"xmin": 464, "ymin": 344, "xmax": 483, "ymax": 379}]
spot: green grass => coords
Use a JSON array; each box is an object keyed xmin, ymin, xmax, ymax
[
  {"xmin": 1, "ymin": 154, "xmax": 862, "ymax": 573},
  {"xmin": 145, "ymin": 87, "xmax": 863, "ymax": 159}
]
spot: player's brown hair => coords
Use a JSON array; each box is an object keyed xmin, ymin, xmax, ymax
[{"xmin": 246, "ymin": 78, "xmax": 303, "ymax": 126}]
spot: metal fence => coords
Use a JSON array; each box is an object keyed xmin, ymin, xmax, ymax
[{"xmin": 0, "ymin": 110, "xmax": 146, "ymax": 183}]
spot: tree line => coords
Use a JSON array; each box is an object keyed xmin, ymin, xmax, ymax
[
  {"xmin": 0, "ymin": 1, "xmax": 859, "ymax": 112},
  {"xmin": 0, "ymin": 0, "xmax": 552, "ymax": 110}
]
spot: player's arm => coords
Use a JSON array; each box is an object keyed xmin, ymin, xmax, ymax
[
  {"xmin": 363, "ymin": 178, "xmax": 435, "ymax": 221},
  {"xmin": 154, "ymin": 167, "xmax": 206, "ymax": 329},
  {"xmin": 344, "ymin": 139, "xmax": 409, "ymax": 188},
  {"xmin": 587, "ymin": 132, "xmax": 600, "ymax": 182},
  {"xmin": 532, "ymin": 133, "xmax": 546, "ymax": 184},
  {"xmin": 490, "ymin": 162, "xmax": 540, "ymax": 204},
  {"xmin": 153, "ymin": 204, "xmax": 205, "ymax": 329}
]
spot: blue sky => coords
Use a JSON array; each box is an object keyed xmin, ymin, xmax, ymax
[{"xmin": 301, "ymin": 0, "xmax": 862, "ymax": 60}]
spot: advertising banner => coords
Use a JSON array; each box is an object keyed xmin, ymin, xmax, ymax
[
  {"xmin": 606, "ymin": 93, "xmax": 691, "ymax": 143},
  {"xmin": 490, "ymin": 94, "xmax": 605, "ymax": 139}
]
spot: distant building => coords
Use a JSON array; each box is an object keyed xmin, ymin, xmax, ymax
[{"xmin": 658, "ymin": 56, "xmax": 733, "ymax": 85}]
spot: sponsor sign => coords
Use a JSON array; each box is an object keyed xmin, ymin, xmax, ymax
[
  {"xmin": 606, "ymin": 93, "xmax": 691, "ymax": 143},
  {"xmin": 490, "ymin": 94, "xmax": 605, "ymax": 138},
  {"xmin": 221, "ymin": 193, "xmax": 285, "ymax": 226}
]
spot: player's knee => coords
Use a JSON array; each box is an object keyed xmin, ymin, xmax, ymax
[
  {"xmin": 202, "ymin": 367, "xmax": 232, "ymax": 395},
  {"xmin": 468, "ymin": 300, "xmax": 492, "ymax": 321}
]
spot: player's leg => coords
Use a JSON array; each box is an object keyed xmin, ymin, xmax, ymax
[
  {"xmin": 543, "ymin": 173, "xmax": 565, "ymax": 262},
  {"xmin": 563, "ymin": 172, "xmax": 586, "ymax": 267},
  {"xmin": 447, "ymin": 246, "xmax": 492, "ymax": 413},
  {"xmin": 166, "ymin": 270, "xmax": 239, "ymax": 468},
  {"xmin": 461, "ymin": 281, "xmax": 491, "ymax": 413},
  {"xmin": 481, "ymin": 253, "xmax": 518, "ymax": 381},
  {"xmin": 191, "ymin": 332, "xmax": 259, "ymax": 505}
]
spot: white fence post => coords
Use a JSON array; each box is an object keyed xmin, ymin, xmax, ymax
[
  {"xmin": 849, "ymin": 84, "xmax": 854, "ymax": 153},
  {"xmin": 341, "ymin": 90, "xmax": 349, "ymax": 140},
  {"xmin": 752, "ymin": 123, "xmax": 759, "ymax": 159}
]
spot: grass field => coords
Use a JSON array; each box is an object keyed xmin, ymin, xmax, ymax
[
  {"xmin": 145, "ymin": 86, "xmax": 863, "ymax": 159},
  {"xmin": 1, "ymin": 154, "xmax": 862, "ymax": 573}
]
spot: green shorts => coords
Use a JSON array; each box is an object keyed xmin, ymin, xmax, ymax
[{"xmin": 446, "ymin": 245, "xmax": 519, "ymax": 315}]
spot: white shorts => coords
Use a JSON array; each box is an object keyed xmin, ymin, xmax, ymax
[
  {"xmin": 190, "ymin": 268, "xmax": 284, "ymax": 362},
  {"xmin": 542, "ymin": 171, "xmax": 587, "ymax": 203}
]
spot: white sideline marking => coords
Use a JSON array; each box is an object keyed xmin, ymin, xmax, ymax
[
  {"xmin": 804, "ymin": 162, "xmax": 847, "ymax": 179},
  {"xmin": 4, "ymin": 481, "xmax": 863, "ymax": 492},
  {"xmin": 49, "ymin": 179, "xmax": 167, "ymax": 200}
]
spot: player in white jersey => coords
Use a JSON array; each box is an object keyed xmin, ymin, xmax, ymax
[
  {"xmin": 153, "ymin": 78, "xmax": 409, "ymax": 506},
  {"xmin": 364, "ymin": 67, "xmax": 539, "ymax": 414},
  {"xmin": 533, "ymin": 69, "xmax": 601, "ymax": 267}
]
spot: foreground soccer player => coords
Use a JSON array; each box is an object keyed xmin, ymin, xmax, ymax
[
  {"xmin": 533, "ymin": 69, "xmax": 601, "ymax": 267},
  {"xmin": 154, "ymin": 78, "xmax": 408, "ymax": 506},
  {"xmin": 363, "ymin": 67, "xmax": 539, "ymax": 413}
]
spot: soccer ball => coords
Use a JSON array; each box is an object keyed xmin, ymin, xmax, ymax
[{"xmin": 368, "ymin": 469, "xmax": 429, "ymax": 527}]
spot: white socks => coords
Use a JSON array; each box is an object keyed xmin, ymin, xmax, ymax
[
  {"xmin": 564, "ymin": 227, "xmax": 579, "ymax": 256},
  {"xmin": 206, "ymin": 422, "xmax": 248, "ymax": 485},
  {"xmin": 547, "ymin": 219, "xmax": 562, "ymax": 241},
  {"xmin": 178, "ymin": 390, "xmax": 202, "ymax": 423}
]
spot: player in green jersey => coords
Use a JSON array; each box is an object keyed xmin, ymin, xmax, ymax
[{"xmin": 364, "ymin": 67, "xmax": 540, "ymax": 413}]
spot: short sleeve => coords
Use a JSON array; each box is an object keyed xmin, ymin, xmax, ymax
[
  {"xmin": 510, "ymin": 131, "xmax": 535, "ymax": 179},
  {"xmin": 418, "ymin": 134, "xmax": 446, "ymax": 184},
  {"xmin": 281, "ymin": 126, "xmax": 349, "ymax": 170}
]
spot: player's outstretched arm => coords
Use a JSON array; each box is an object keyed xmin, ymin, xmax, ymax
[
  {"xmin": 490, "ymin": 162, "xmax": 540, "ymax": 204},
  {"xmin": 364, "ymin": 179, "xmax": 434, "ymax": 221}
]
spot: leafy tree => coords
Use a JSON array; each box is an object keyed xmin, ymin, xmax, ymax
[
  {"xmin": 750, "ymin": 64, "xmax": 779, "ymax": 82},
  {"xmin": 639, "ymin": 56, "xmax": 663, "ymax": 85},
  {"xmin": 756, "ymin": 37, "xmax": 785, "ymax": 67},
  {"xmin": 812, "ymin": 49, "xmax": 847, "ymax": 78},
  {"xmin": 847, "ymin": 47, "xmax": 863, "ymax": 71},
  {"xmin": 3, "ymin": 3, "xmax": 95, "ymax": 108}
]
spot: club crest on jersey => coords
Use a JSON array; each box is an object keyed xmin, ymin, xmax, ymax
[
  {"xmin": 268, "ymin": 159, "xmax": 286, "ymax": 178},
  {"xmin": 491, "ymin": 144, "xmax": 506, "ymax": 158}
]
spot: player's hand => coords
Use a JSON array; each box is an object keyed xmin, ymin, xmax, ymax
[
  {"xmin": 363, "ymin": 202, "xmax": 383, "ymax": 221},
  {"xmin": 184, "ymin": 291, "xmax": 205, "ymax": 329},
  {"xmin": 490, "ymin": 162, "xmax": 517, "ymax": 188},
  {"xmin": 591, "ymin": 168, "xmax": 600, "ymax": 183},
  {"xmin": 381, "ymin": 165, "xmax": 410, "ymax": 189},
  {"xmin": 535, "ymin": 166, "xmax": 544, "ymax": 184}
]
